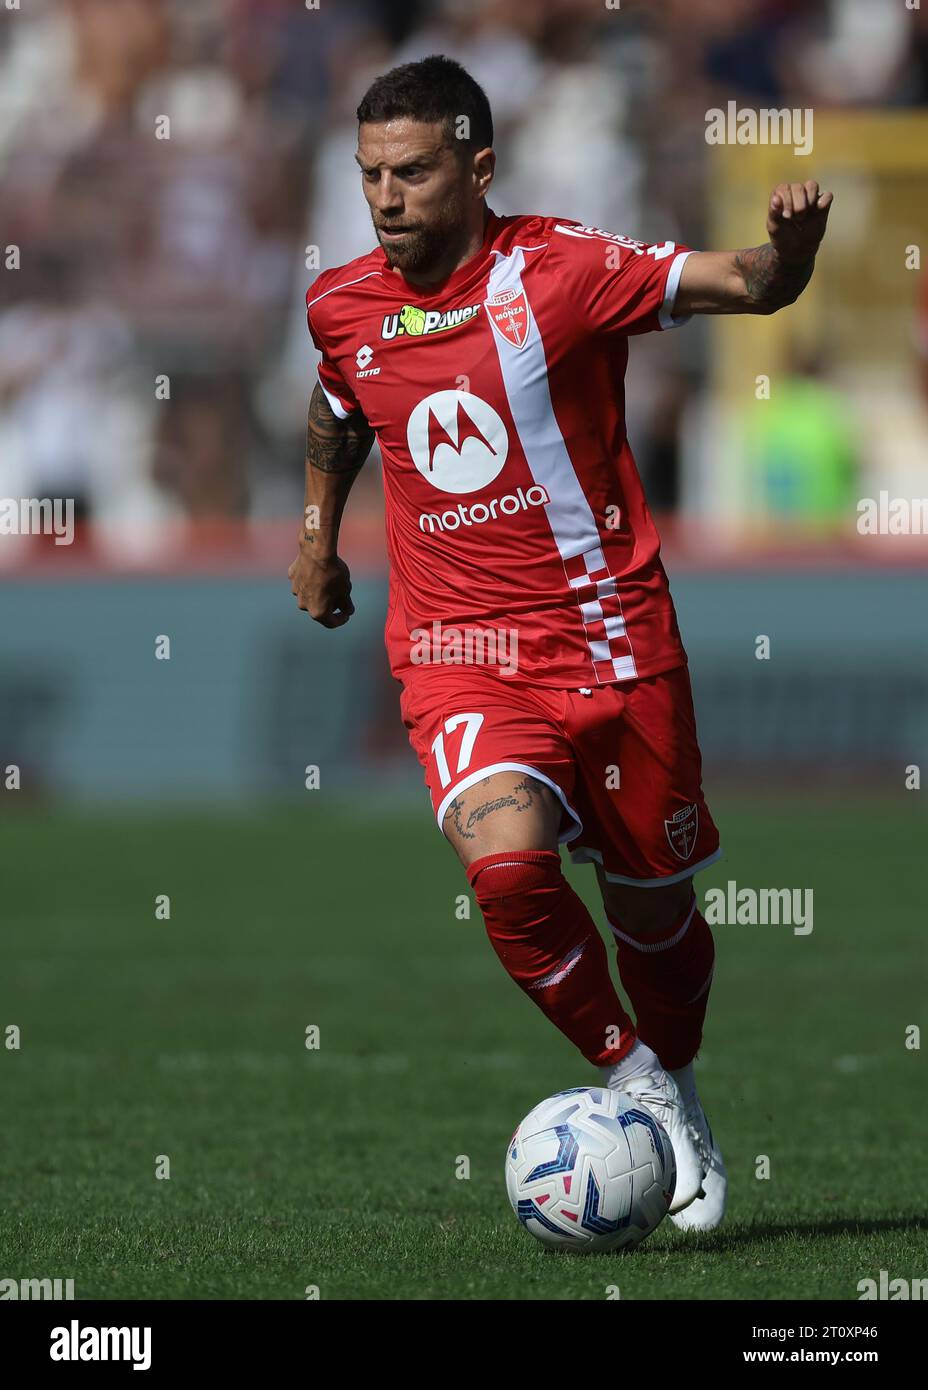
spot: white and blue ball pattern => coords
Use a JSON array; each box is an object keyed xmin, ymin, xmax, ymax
[{"xmin": 505, "ymin": 1087, "xmax": 676, "ymax": 1252}]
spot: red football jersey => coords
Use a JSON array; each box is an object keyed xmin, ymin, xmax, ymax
[{"xmin": 306, "ymin": 210, "xmax": 695, "ymax": 687}]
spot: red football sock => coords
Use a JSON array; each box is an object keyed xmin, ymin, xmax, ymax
[
  {"xmin": 607, "ymin": 894, "xmax": 715, "ymax": 1071},
  {"xmin": 467, "ymin": 849, "xmax": 636, "ymax": 1068}
]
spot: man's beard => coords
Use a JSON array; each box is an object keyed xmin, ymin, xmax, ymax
[{"xmin": 376, "ymin": 196, "xmax": 467, "ymax": 276}]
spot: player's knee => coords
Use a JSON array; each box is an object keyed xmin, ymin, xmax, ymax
[
  {"xmin": 467, "ymin": 849, "xmax": 565, "ymax": 932},
  {"xmin": 598, "ymin": 872, "xmax": 694, "ymax": 937}
]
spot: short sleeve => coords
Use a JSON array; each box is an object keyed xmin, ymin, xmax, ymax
[
  {"xmin": 306, "ymin": 286, "xmax": 362, "ymax": 419},
  {"xmin": 548, "ymin": 222, "xmax": 696, "ymax": 337}
]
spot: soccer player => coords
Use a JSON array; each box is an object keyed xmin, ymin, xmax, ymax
[{"xmin": 290, "ymin": 56, "xmax": 832, "ymax": 1228}]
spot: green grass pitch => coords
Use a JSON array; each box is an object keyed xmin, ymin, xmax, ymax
[{"xmin": 1, "ymin": 796, "xmax": 924, "ymax": 1300}]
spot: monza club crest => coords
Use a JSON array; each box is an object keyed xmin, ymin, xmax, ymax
[
  {"xmin": 665, "ymin": 804, "xmax": 698, "ymax": 861},
  {"xmin": 485, "ymin": 287, "xmax": 530, "ymax": 349}
]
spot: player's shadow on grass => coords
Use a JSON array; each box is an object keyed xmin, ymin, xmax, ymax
[{"xmin": 663, "ymin": 1215, "xmax": 928, "ymax": 1253}]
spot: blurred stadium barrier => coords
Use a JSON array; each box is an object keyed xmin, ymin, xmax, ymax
[{"xmin": 2, "ymin": 523, "xmax": 925, "ymax": 804}]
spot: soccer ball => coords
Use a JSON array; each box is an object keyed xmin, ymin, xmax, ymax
[{"xmin": 505, "ymin": 1086, "xmax": 676, "ymax": 1253}]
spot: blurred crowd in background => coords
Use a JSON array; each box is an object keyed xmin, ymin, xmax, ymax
[{"xmin": 0, "ymin": 0, "xmax": 926, "ymax": 540}]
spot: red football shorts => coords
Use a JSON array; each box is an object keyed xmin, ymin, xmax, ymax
[{"xmin": 399, "ymin": 663, "xmax": 721, "ymax": 886}]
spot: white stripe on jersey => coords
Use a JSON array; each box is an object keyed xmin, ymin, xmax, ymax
[
  {"xmin": 484, "ymin": 245, "xmax": 638, "ymax": 684},
  {"xmin": 306, "ymin": 270, "xmax": 382, "ymax": 311},
  {"xmin": 659, "ymin": 250, "xmax": 694, "ymax": 330}
]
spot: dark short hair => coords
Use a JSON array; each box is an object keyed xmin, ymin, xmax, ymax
[{"xmin": 357, "ymin": 55, "xmax": 493, "ymax": 159}]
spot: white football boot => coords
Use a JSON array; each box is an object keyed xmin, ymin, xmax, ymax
[
  {"xmin": 667, "ymin": 1065, "xmax": 727, "ymax": 1231},
  {"xmin": 599, "ymin": 1047, "xmax": 706, "ymax": 1213}
]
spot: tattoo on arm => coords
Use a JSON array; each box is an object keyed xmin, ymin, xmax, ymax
[
  {"xmin": 446, "ymin": 776, "xmax": 544, "ymax": 841},
  {"xmin": 734, "ymin": 243, "xmax": 815, "ymax": 312},
  {"xmin": 306, "ymin": 383, "xmax": 375, "ymax": 475}
]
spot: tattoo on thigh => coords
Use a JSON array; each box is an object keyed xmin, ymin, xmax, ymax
[{"xmin": 446, "ymin": 776, "xmax": 546, "ymax": 840}]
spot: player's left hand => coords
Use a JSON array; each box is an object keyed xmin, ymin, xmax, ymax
[{"xmin": 766, "ymin": 180, "xmax": 833, "ymax": 264}]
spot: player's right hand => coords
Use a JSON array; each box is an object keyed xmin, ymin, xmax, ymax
[
  {"xmin": 766, "ymin": 179, "xmax": 833, "ymax": 263},
  {"xmin": 288, "ymin": 546, "xmax": 355, "ymax": 628}
]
